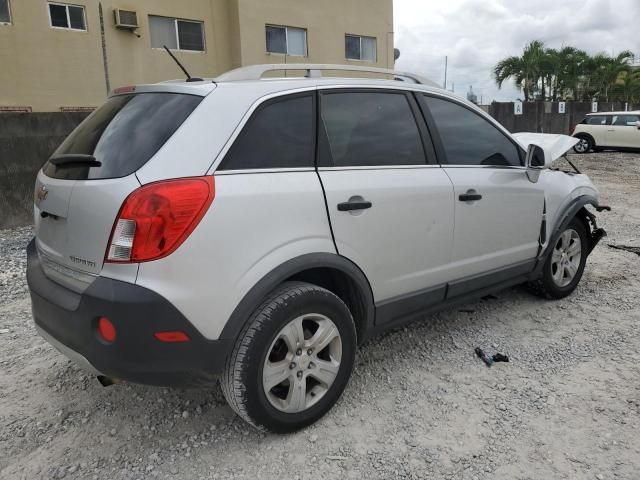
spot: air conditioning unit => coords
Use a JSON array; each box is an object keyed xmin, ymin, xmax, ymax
[{"xmin": 114, "ymin": 9, "xmax": 138, "ymax": 29}]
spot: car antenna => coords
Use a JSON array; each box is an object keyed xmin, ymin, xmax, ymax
[{"xmin": 163, "ymin": 45, "xmax": 203, "ymax": 82}]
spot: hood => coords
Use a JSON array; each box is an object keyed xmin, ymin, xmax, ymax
[{"xmin": 512, "ymin": 133, "xmax": 579, "ymax": 163}]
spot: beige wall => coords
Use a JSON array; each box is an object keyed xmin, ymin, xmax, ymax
[
  {"xmin": 235, "ymin": 0, "xmax": 394, "ymax": 69},
  {"xmin": 0, "ymin": 0, "xmax": 393, "ymax": 111}
]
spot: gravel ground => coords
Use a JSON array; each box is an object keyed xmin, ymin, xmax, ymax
[{"xmin": 1, "ymin": 152, "xmax": 639, "ymax": 480}]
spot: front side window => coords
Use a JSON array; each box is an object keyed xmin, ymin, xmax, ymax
[
  {"xmin": 220, "ymin": 95, "xmax": 314, "ymax": 170},
  {"xmin": 320, "ymin": 92, "xmax": 426, "ymax": 167},
  {"xmin": 149, "ymin": 15, "xmax": 205, "ymax": 51},
  {"xmin": 423, "ymin": 95, "xmax": 522, "ymax": 167},
  {"xmin": 266, "ymin": 25, "xmax": 307, "ymax": 56},
  {"xmin": 345, "ymin": 35, "xmax": 377, "ymax": 61},
  {"xmin": 48, "ymin": 3, "xmax": 86, "ymax": 30},
  {"xmin": 0, "ymin": 0, "xmax": 11, "ymax": 24},
  {"xmin": 612, "ymin": 114, "xmax": 640, "ymax": 126},
  {"xmin": 584, "ymin": 115, "xmax": 608, "ymax": 125}
]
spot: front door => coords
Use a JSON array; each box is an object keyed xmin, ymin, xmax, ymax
[
  {"xmin": 419, "ymin": 94, "xmax": 544, "ymax": 283},
  {"xmin": 317, "ymin": 89, "xmax": 455, "ymax": 316}
]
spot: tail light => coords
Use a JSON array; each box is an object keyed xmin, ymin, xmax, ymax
[
  {"xmin": 570, "ymin": 124, "xmax": 577, "ymax": 135},
  {"xmin": 106, "ymin": 176, "xmax": 215, "ymax": 263}
]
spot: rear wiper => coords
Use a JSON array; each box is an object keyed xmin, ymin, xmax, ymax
[{"xmin": 49, "ymin": 154, "xmax": 102, "ymax": 168}]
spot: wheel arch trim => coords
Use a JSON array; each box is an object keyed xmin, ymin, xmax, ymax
[
  {"xmin": 218, "ymin": 253, "xmax": 375, "ymax": 345},
  {"xmin": 533, "ymin": 194, "xmax": 600, "ymax": 276}
]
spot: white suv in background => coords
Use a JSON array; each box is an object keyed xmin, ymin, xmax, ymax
[
  {"xmin": 573, "ymin": 111, "xmax": 640, "ymax": 153},
  {"xmin": 27, "ymin": 64, "xmax": 608, "ymax": 433}
]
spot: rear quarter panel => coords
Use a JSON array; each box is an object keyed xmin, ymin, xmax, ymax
[{"xmin": 134, "ymin": 171, "xmax": 335, "ymax": 340}]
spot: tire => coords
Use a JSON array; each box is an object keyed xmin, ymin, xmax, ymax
[
  {"xmin": 221, "ymin": 281, "xmax": 357, "ymax": 433},
  {"xmin": 529, "ymin": 217, "xmax": 588, "ymax": 299},
  {"xmin": 573, "ymin": 135, "xmax": 593, "ymax": 154}
]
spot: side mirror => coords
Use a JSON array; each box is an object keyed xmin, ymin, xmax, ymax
[{"xmin": 525, "ymin": 144, "xmax": 546, "ymax": 183}]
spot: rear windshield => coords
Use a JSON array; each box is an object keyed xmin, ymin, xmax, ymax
[{"xmin": 43, "ymin": 93, "xmax": 202, "ymax": 180}]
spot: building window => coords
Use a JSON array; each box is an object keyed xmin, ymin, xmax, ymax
[
  {"xmin": 149, "ymin": 15, "xmax": 205, "ymax": 51},
  {"xmin": 48, "ymin": 3, "xmax": 86, "ymax": 30},
  {"xmin": 266, "ymin": 25, "xmax": 307, "ymax": 56},
  {"xmin": 0, "ymin": 0, "xmax": 11, "ymax": 24},
  {"xmin": 345, "ymin": 35, "xmax": 377, "ymax": 61}
]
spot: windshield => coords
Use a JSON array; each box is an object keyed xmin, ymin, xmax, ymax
[{"xmin": 43, "ymin": 93, "xmax": 202, "ymax": 180}]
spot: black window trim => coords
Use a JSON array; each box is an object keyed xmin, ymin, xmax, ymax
[
  {"xmin": 316, "ymin": 87, "xmax": 437, "ymax": 169},
  {"xmin": 217, "ymin": 91, "xmax": 317, "ymax": 173},
  {"xmin": 417, "ymin": 92, "xmax": 526, "ymax": 168}
]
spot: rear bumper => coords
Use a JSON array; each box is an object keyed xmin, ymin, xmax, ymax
[{"xmin": 26, "ymin": 239, "xmax": 232, "ymax": 386}]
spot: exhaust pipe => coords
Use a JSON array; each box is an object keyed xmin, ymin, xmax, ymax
[{"xmin": 96, "ymin": 375, "xmax": 120, "ymax": 387}]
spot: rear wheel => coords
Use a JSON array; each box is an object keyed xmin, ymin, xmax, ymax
[
  {"xmin": 573, "ymin": 135, "xmax": 593, "ymax": 154},
  {"xmin": 221, "ymin": 282, "xmax": 356, "ymax": 433},
  {"xmin": 529, "ymin": 217, "xmax": 588, "ymax": 299}
]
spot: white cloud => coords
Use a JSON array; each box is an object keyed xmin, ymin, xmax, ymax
[{"xmin": 393, "ymin": 0, "xmax": 640, "ymax": 103}]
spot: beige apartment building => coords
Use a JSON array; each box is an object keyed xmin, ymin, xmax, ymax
[{"xmin": 0, "ymin": 0, "xmax": 394, "ymax": 111}]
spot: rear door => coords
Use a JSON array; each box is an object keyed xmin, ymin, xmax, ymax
[
  {"xmin": 419, "ymin": 94, "xmax": 544, "ymax": 285},
  {"xmin": 317, "ymin": 89, "xmax": 455, "ymax": 320},
  {"xmin": 35, "ymin": 92, "xmax": 202, "ymax": 290},
  {"xmin": 607, "ymin": 114, "xmax": 640, "ymax": 148}
]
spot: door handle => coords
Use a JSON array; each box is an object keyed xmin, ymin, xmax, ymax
[
  {"xmin": 337, "ymin": 200, "xmax": 372, "ymax": 211},
  {"xmin": 458, "ymin": 193, "xmax": 482, "ymax": 202}
]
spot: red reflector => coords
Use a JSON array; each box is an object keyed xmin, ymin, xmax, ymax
[
  {"xmin": 106, "ymin": 176, "xmax": 215, "ymax": 263},
  {"xmin": 97, "ymin": 317, "xmax": 116, "ymax": 342},
  {"xmin": 113, "ymin": 85, "xmax": 136, "ymax": 94},
  {"xmin": 154, "ymin": 331, "xmax": 190, "ymax": 343}
]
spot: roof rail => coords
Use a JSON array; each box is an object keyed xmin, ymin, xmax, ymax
[{"xmin": 214, "ymin": 63, "xmax": 440, "ymax": 87}]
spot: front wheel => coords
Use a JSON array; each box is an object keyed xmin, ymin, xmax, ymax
[
  {"xmin": 221, "ymin": 282, "xmax": 356, "ymax": 433},
  {"xmin": 573, "ymin": 136, "xmax": 593, "ymax": 154},
  {"xmin": 529, "ymin": 217, "xmax": 588, "ymax": 299}
]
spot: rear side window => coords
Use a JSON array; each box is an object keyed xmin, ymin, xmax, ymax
[
  {"xmin": 219, "ymin": 94, "xmax": 314, "ymax": 170},
  {"xmin": 612, "ymin": 114, "xmax": 639, "ymax": 126},
  {"xmin": 43, "ymin": 93, "xmax": 202, "ymax": 180},
  {"xmin": 584, "ymin": 115, "xmax": 608, "ymax": 125},
  {"xmin": 320, "ymin": 91, "xmax": 426, "ymax": 167},
  {"xmin": 423, "ymin": 95, "xmax": 522, "ymax": 167}
]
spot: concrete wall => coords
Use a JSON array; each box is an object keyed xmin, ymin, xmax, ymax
[
  {"xmin": 488, "ymin": 101, "xmax": 639, "ymax": 134},
  {"xmin": 0, "ymin": 112, "xmax": 89, "ymax": 228},
  {"xmin": 0, "ymin": 0, "xmax": 393, "ymax": 111}
]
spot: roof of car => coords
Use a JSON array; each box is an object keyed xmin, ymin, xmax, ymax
[
  {"xmin": 114, "ymin": 64, "xmax": 455, "ymax": 100},
  {"xmin": 587, "ymin": 110, "xmax": 640, "ymax": 115}
]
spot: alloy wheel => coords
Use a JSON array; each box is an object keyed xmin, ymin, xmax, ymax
[
  {"xmin": 262, "ymin": 314, "xmax": 342, "ymax": 413},
  {"xmin": 575, "ymin": 138, "xmax": 589, "ymax": 153},
  {"xmin": 551, "ymin": 228, "xmax": 582, "ymax": 287}
]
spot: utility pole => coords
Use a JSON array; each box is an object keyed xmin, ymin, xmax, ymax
[{"xmin": 443, "ymin": 56, "xmax": 447, "ymax": 89}]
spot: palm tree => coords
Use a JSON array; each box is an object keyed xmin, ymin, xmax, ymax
[
  {"xmin": 615, "ymin": 69, "xmax": 640, "ymax": 104},
  {"xmin": 494, "ymin": 43, "xmax": 637, "ymax": 102},
  {"xmin": 494, "ymin": 40, "xmax": 546, "ymax": 101}
]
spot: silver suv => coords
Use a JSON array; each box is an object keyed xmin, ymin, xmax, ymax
[{"xmin": 27, "ymin": 64, "xmax": 608, "ymax": 433}]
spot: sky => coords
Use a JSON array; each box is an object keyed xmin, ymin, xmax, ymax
[{"xmin": 393, "ymin": 0, "xmax": 640, "ymax": 103}]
